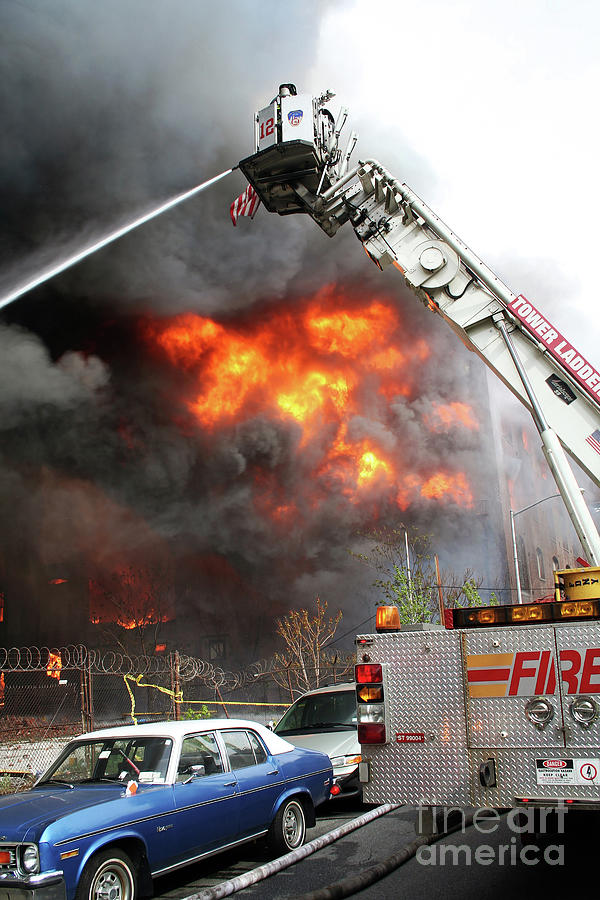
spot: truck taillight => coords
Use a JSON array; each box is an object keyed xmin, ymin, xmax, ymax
[
  {"xmin": 355, "ymin": 663, "xmax": 388, "ymax": 744},
  {"xmin": 357, "ymin": 721, "xmax": 386, "ymax": 744},
  {"xmin": 357, "ymin": 685, "xmax": 383, "ymax": 703},
  {"xmin": 356, "ymin": 663, "xmax": 383, "ymax": 683}
]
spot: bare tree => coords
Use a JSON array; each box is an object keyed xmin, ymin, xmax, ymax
[{"xmin": 272, "ymin": 597, "xmax": 353, "ymax": 700}]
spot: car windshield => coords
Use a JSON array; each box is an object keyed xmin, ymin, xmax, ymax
[
  {"xmin": 274, "ymin": 689, "xmax": 356, "ymax": 735},
  {"xmin": 38, "ymin": 736, "xmax": 173, "ymax": 785}
]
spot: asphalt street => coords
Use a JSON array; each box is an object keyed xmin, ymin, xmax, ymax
[{"xmin": 154, "ymin": 803, "xmax": 592, "ymax": 900}]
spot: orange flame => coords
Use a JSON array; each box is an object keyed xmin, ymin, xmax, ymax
[
  {"xmin": 148, "ymin": 288, "xmax": 476, "ymax": 517},
  {"xmin": 428, "ymin": 402, "xmax": 478, "ymax": 432},
  {"xmin": 47, "ymin": 651, "xmax": 62, "ymax": 680},
  {"xmin": 88, "ymin": 569, "xmax": 175, "ymax": 631},
  {"xmin": 116, "ymin": 613, "xmax": 171, "ymax": 631},
  {"xmin": 421, "ymin": 471, "xmax": 474, "ymax": 507}
]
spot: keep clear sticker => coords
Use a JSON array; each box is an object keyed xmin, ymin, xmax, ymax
[{"xmin": 536, "ymin": 758, "xmax": 600, "ymax": 785}]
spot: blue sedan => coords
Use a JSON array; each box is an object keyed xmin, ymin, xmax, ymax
[{"xmin": 0, "ymin": 718, "xmax": 333, "ymax": 899}]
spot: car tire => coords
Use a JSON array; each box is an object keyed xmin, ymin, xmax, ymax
[
  {"xmin": 75, "ymin": 847, "xmax": 137, "ymax": 900},
  {"xmin": 268, "ymin": 797, "xmax": 307, "ymax": 854}
]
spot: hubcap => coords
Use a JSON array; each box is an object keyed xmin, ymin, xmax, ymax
[
  {"xmin": 283, "ymin": 804, "xmax": 303, "ymax": 848},
  {"xmin": 92, "ymin": 862, "xmax": 132, "ymax": 900}
]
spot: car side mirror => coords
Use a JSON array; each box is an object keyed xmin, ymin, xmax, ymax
[{"xmin": 183, "ymin": 764, "xmax": 205, "ymax": 783}]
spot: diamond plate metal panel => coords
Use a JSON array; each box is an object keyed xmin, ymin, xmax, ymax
[
  {"xmin": 359, "ymin": 630, "xmax": 472, "ymax": 805},
  {"xmin": 555, "ymin": 622, "xmax": 600, "ymax": 749},
  {"xmin": 471, "ymin": 748, "xmax": 600, "ymax": 807},
  {"xmin": 358, "ymin": 624, "xmax": 600, "ymax": 809},
  {"xmin": 464, "ymin": 626, "xmax": 561, "ymax": 748},
  {"xmin": 362, "ymin": 745, "xmax": 473, "ymax": 806}
]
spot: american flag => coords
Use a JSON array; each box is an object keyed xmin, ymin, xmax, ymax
[
  {"xmin": 586, "ymin": 429, "xmax": 600, "ymax": 455},
  {"xmin": 230, "ymin": 184, "xmax": 260, "ymax": 226}
]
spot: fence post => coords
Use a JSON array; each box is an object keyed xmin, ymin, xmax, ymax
[
  {"xmin": 214, "ymin": 683, "xmax": 229, "ymax": 718},
  {"xmin": 79, "ymin": 662, "xmax": 94, "ymax": 733},
  {"xmin": 87, "ymin": 661, "xmax": 95, "ymax": 732},
  {"xmin": 170, "ymin": 651, "xmax": 181, "ymax": 721},
  {"xmin": 80, "ymin": 669, "xmax": 86, "ymax": 734}
]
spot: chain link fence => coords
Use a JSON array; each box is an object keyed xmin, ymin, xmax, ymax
[{"xmin": 0, "ymin": 646, "xmax": 291, "ymax": 792}]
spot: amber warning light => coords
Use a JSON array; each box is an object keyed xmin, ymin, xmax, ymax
[{"xmin": 375, "ymin": 606, "xmax": 401, "ymax": 632}]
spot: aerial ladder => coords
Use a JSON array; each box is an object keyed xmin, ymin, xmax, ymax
[{"xmin": 238, "ymin": 83, "xmax": 600, "ymax": 568}]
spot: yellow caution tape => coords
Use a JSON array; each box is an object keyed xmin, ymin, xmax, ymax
[
  {"xmin": 179, "ymin": 699, "xmax": 288, "ymax": 707},
  {"xmin": 123, "ymin": 674, "xmax": 183, "ymax": 725},
  {"xmin": 122, "ymin": 674, "xmax": 287, "ymax": 724}
]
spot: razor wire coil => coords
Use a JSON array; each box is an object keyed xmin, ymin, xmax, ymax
[
  {"xmin": 0, "ymin": 645, "xmax": 279, "ymax": 688},
  {"xmin": 0, "ymin": 646, "xmax": 351, "ymax": 694}
]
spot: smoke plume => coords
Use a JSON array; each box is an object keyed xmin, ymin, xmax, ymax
[{"xmin": 0, "ymin": 0, "xmax": 506, "ymax": 659}]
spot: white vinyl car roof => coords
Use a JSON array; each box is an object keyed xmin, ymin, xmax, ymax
[{"xmin": 78, "ymin": 718, "xmax": 295, "ymax": 755}]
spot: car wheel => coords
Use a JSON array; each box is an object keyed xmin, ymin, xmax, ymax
[
  {"xmin": 75, "ymin": 848, "xmax": 137, "ymax": 900},
  {"xmin": 268, "ymin": 797, "xmax": 307, "ymax": 854}
]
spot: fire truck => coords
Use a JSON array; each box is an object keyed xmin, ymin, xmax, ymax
[{"xmin": 239, "ymin": 85, "xmax": 600, "ymax": 823}]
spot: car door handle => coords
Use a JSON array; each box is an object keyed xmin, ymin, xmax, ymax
[
  {"xmin": 267, "ymin": 769, "xmax": 279, "ymax": 776},
  {"xmin": 223, "ymin": 780, "xmax": 238, "ymax": 787}
]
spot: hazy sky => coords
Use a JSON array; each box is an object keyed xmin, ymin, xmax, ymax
[
  {"xmin": 307, "ymin": 0, "xmax": 600, "ymax": 361},
  {"xmin": 3, "ymin": 0, "xmax": 598, "ymax": 355}
]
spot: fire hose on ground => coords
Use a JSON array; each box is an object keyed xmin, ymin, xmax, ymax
[
  {"xmin": 180, "ymin": 803, "xmax": 398, "ymax": 900},
  {"xmin": 180, "ymin": 805, "xmax": 476, "ymax": 900},
  {"xmin": 291, "ymin": 811, "xmax": 476, "ymax": 900}
]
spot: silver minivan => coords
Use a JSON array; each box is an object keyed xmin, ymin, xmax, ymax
[{"xmin": 273, "ymin": 682, "xmax": 361, "ymax": 800}]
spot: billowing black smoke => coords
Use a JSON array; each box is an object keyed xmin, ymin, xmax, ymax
[{"xmin": 0, "ymin": 0, "xmax": 508, "ymax": 660}]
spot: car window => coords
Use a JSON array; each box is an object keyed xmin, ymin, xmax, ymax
[
  {"xmin": 103, "ymin": 742, "xmax": 135, "ymax": 779},
  {"xmin": 130, "ymin": 739, "xmax": 172, "ymax": 782},
  {"xmin": 177, "ymin": 732, "xmax": 223, "ymax": 781},
  {"xmin": 102, "ymin": 739, "xmax": 172, "ymax": 781},
  {"xmin": 50, "ymin": 742, "xmax": 105, "ymax": 781},
  {"xmin": 247, "ymin": 731, "xmax": 267, "ymax": 764},
  {"xmin": 43, "ymin": 737, "xmax": 172, "ymax": 784},
  {"xmin": 274, "ymin": 689, "xmax": 357, "ymax": 734},
  {"xmin": 221, "ymin": 730, "xmax": 257, "ymax": 770}
]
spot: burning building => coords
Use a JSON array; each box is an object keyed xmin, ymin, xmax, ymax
[
  {"xmin": 0, "ymin": 274, "xmax": 513, "ymax": 666},
  {"xmin": 0, "ymin": 1, "xmax": 520, "ymax": 667}
]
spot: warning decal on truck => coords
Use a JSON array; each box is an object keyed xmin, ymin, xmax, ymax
[{"xmin": 535, "ymin": 758, "xmax": 599, "ymax": 785}]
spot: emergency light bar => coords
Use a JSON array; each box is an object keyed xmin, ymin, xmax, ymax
[
  {"xmin": 372, "ymin": 598, "xmax": 600, "ymax": 632},
  {"xmin": 446, "ymin": 598, "xmax": 600, "ymax": 629}
]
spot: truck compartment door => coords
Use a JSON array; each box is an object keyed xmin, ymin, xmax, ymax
[
  {"xmin": 554, "ymin": 624, "xmax": 600, "ymax": 748},
  {"xmin": 463, "ymin": 626, "xmax": 563, "ymax": 748}
]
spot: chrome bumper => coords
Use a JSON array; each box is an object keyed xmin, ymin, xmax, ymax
[{"xmin": 0, "ymin": 870, "xmax": 66, "ymax": 900}]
